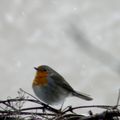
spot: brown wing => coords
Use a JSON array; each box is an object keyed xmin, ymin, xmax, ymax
[{"xmin": 50, "ymin": 73, "xmax": 74, "ymax": 93}]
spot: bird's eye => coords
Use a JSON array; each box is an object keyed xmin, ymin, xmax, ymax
[{"xmin": 42, "ymin": 69, "xmax": 47, "ymax": 72}]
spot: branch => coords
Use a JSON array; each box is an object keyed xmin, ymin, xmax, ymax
[{"xmin": 0, "ymin": 89, "xmax": 120, "ymax": 120}]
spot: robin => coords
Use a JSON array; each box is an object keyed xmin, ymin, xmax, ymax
[{"xmin": 32, "ymin": 65, "xmax": 93, "ymax": 105}]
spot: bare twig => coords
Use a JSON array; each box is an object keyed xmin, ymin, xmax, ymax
[
  {"xmin": 0, "ymin": 89, "xmax": 120, "ymax": 120},
  {"xmin": 116, "ymin": 89, "xmax": 120, "ymax": 107}
]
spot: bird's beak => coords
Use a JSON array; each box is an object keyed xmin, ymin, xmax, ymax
[{"xmin": 34, "ymin": 67, "xmax": 38, "ymax": 71}]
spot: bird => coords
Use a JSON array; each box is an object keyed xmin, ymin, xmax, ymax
[{"xmin": 32, "ymin": 65, "xmax": 93, "ymax": 105}]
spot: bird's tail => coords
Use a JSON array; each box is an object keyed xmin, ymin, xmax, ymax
[{"xmin": 72, "ymin": 91, "xmax": 93, "ymax": 101}]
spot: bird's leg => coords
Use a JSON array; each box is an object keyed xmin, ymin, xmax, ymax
[{"xmin": 59, "ymin": 101, "xmax": 65, "ymax": 112}]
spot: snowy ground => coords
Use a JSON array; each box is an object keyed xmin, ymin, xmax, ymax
[{"xmin": 0, "ymin": 0, "xmax": 120, "ymax": 108}]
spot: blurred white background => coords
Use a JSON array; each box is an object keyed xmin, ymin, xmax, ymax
[{"xmin": 0, "ymin": 0, "xmax": 120, "ymax": 108}]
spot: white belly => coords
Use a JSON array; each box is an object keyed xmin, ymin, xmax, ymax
[{"xmin": 32, "ymin": 81, "xmax": 69, "ymax": 105}]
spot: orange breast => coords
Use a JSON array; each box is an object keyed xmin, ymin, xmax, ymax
[{"xmin": 32, "ymin": 71, "xmax": 48, "ymax": 86}]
